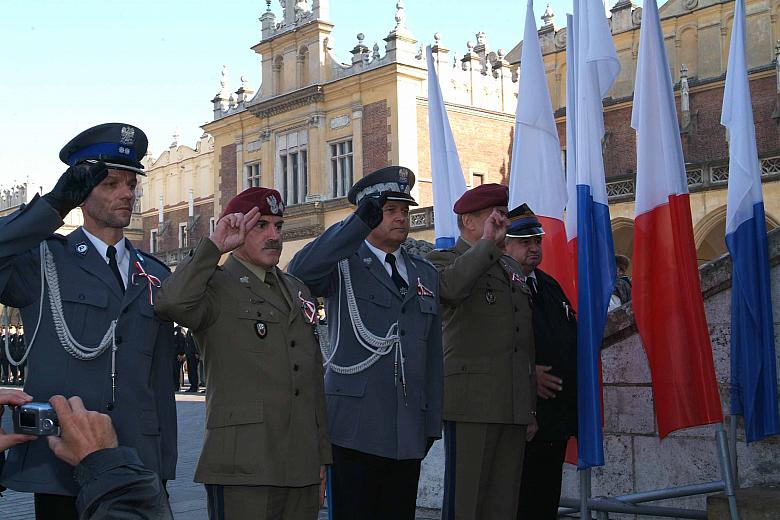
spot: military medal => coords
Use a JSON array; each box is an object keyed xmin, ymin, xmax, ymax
[
  {"xmin": 255, "ymin": 321, "xmax": 267, "ymax": 338},
  {"xmin": 511, "ymin": 272, "xmax": 523, "ymax": 283},
  {"xmin": 240, "ymin": 276, "xmax": 250, "ymax": 284},
  {"xmin": 485, "ymin": 288, "xmax": 496, "ymax": 304}
]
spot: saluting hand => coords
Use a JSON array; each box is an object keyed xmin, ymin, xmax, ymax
[
  {"xmin": 209, "ymin": 207, "xmax": 261, "ymax": 254},
  {"xmin": 481, "ymin": 208, "xmax": 509, "ymax": 246}
]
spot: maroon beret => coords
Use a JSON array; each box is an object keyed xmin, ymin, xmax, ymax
[
  {"xmin": 221, "ymin": 187, "xmax": 285, "ymax": 219},
  {"xmin": 453, "ymin": 183, "xmax": 508, "ymax": 215}
]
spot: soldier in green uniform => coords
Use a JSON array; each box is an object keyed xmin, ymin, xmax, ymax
[
  {"xmin": 427, "ymin": 183, "xmax": 537, "ymax": 520},
  {"xmin": 155, "ymin": 187, "xmax": 331, "ymax": 520}
]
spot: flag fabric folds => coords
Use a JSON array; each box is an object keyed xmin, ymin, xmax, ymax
[
  {"xmin": 631, "ymin": 0, "xmax": 723, "ymax": 438},
  {"xmin": 722, "ymin": 0, "xmax": 779, "ymax": 442},
  {"xmin": 565, "ymin": 13, "xmax": 579, "ymax": 307},
  {"xmin": 509, "ymin": 0, "xmax": 574, "ymax": 303},
  {"xmin": 570, "ymin": 0, "xmax": 619, "ymax": 469},
  {"xmin": 427, "ymin": 45, "xmax": 468, "ymax": 249}
]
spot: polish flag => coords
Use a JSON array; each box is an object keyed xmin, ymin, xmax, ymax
[
  {"xmin": 509, "ymin": 0, "xmax": 574, "ymax": 303},
  {"xmin": 631, "ymin": 0, "xmax": 722, "ymax": 437}
]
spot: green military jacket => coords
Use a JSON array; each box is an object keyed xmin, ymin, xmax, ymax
[
  {"xmin": 427, "ymin": 238, "xmax": 536, "ymax": 425},
  {"xmin": 156, "ymin": 238, "xmax": 331, "ymax": 487}
]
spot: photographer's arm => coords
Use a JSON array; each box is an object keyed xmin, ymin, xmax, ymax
[{"xmin": 47, "ymin": 395, "xmax": 173, "ymax": 520}]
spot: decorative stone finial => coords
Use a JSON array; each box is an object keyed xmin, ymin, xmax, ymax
[
  {"xmin": 357, "ymin": 32, "xmax": 365, "ymax": 44},
  {"xmin": 434, "ymin": 32, "xmax": 441, "ymax": 45},
  {"xmin": 394, "ymin": 0, "xmax": 407, "ymax": 31},
  {"xmin": 219, "ymin": 65, "xmax": 230, "ymax": 97},
  {"xmin": 241, "ymin": 75, "xmax": 248, "ymax": 87},
  {"xmin": 476, "ymin": 32, "xmax": 486, "ymax": 46},
  {"xmin": 171, "ymin": 129, "xmax": 180, "ymax": 148},
  {"xmin": 266, "ymin": 0, "xmax": 272, "ymax": 11},
  {"xmin": 372, "ymin": 42, "xmax": 380, "ymax": 60},
  {"xmin": 542, "ymin": 3, "xmax": 555, "ymax": 26},
  {"xmin": 680, "ymin": 64, "xmax": 688, "ymax": 79},
  {"xmin": 680, "ymin": 64, "xmax": 691, "ymax": 130},
  {"xmin": 467, "ymin": 40, "xmax": 475, "ymax": 52}
]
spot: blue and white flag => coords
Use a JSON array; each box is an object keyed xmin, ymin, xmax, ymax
[
  {"xmin": 722, "ymin": 0, "xmax": 779, "ymax": 443},
  {"xmin": 427, "ymin": 45, "xmax": 467, "ymax": 249},
  {"xmin": 571, "ymin": 0, "xmax": 619, "ymax": 469}
]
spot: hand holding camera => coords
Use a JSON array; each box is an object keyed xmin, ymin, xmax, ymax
[
  {"xmin": 46, "ymin": 395, "xmax": 118, "ymax": 467},
  {"xmin": 0, "ymin": 389, "xmax": 37, "ymax": 451}
]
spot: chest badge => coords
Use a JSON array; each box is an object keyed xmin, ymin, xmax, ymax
[
  {"xmin": 75, "ymin": 242, "xmax": 89, "ymax": 256},
  {"xmin": 485, "ymin": 288, "xmax": 496, "ymax": 305},
  {"xmin": 255, "ymin": 321, "xmax": 267, "ymax": 339}
]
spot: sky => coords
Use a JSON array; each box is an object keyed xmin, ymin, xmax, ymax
[{"xmin": 0, "ymin": 0, "xmax": 621, "ymax": 195}]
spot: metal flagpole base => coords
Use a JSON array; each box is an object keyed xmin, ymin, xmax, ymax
[
  {"xmin": 716, "ymin": 423, "xmax": 740, "ymax": 520},
  {"xmin": 580, "ymin": 468, "xmax": 592, "ymax": 519}
]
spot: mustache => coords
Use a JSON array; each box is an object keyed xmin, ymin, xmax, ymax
[{"xmin": 263, "ymin": 241, "xmax": 282, "ymax": 250}]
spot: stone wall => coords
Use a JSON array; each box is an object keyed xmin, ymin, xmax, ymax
[{"xmin": 415, "ymin": 227, "xmax": 780, "ymax": 517}]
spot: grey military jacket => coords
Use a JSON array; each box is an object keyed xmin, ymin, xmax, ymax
[
  {"xmin": 288, "ymin": 214, "xmax": 443, "ymax": 461},
  {"xmin": 0, "ymin": 196, "xmax": 177, "ymax": 495},
  {"xmin": 427, "ymin": 238, "xmax": 536, "ymax": 425}
]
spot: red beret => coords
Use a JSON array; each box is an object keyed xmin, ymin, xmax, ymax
[
  {"xmin": 221, "ymin": 187, "xmax": 285, "ymax": 219},
  {"xmin": 453, "ymin": 183, "xmax": 508, "ymax": 214}
]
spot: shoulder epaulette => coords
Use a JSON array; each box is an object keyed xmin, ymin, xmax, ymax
[
  {"xmin": 409, "ymin": 253, "xmax": 437, "ymax": 270},
  {"xmin": 48, "ymin": 233, "xmax": 67, "ymax": 242},
  {"xmin": 136, "ymin": 250, "xmax": 171, "ymax": 272}
]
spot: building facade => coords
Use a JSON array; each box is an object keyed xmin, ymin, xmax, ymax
[{"xmin": 138, "ymin": 0, "xmax": 780, "ymax": 271}]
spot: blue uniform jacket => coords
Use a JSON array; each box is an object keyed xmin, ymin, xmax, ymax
[
  {"xmin": 0, "ymin": 196, "xmax": 177, "ymax": 495},
  {"xmin": 288, "ymin": 214, "xmax": 443, "ymax": 460}
]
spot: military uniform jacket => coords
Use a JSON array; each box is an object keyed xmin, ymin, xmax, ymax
[
  {"xmin": 0, "ymin": 196, "xmax": 177, "ymax": 495},
  {"xmin": 288, "ymin": 214, "xmax": 443, "ymax": 461},
  {"xmin": 531, "ymin": 269, "xmax": 577, "ymax": 440},
  {"xmin": 427, "ymin": 238, "xmax": 536, "ymax": 425},
  {"xmin": 155, "ymin": 238, "xmax": 331, "ymax": 487}
]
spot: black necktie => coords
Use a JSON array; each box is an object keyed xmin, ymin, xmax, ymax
[
  {"xmin": 106, "ymin": 245, "xmax": 125, "ymax": 294},
  {"xmin": 385, "ymin": 253, "xmax": 408, "ymax": 293},
  {"xmin": 526, "ymin": 276, "xmax": 537, "ymax": 295}
]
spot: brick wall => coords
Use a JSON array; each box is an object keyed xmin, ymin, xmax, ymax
[
  {"xmin": 416, "ymin": 104, "xmax": 515, "ymax": 207},
  {"xmin": 218, "ymin": 143, "xmax": 237, "ymax": 213},
  {"xmin": 555, "ymin": 74, "xmax": 779, "ymax": 179},
  {"xmin": 141, "ymin": 200, "xmax": 214, "ymax": 253},
  {"xmin": 362, "ymin": 100, "xmax": 390, "ymax": 174}
]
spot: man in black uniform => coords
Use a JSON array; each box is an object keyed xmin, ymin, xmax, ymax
[
  {"xmin": 173, "ymin": 326, "xmax": 186, "ymax": 390},
  {"xmin": 504, "ymin": 204, "xmax": 577, "ymax": 520},
  {"xmin": 11, "ymin": 326, "xmax": 26, "ymax": 385},
  {"xmin": 183, "ymin": 329, "xmax": 199, "ymax": 392},
  {"xmin": 0, "ymin": 326, "xmax": 10, "ymax": 384}
]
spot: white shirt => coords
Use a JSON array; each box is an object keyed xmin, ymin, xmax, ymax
[
  {"xmin": 81, "ymin": 228, "xmax": 130, "ymax": 289},
  {"xmin": 364, "ymin": 240, "xmax": 409, "ymax": 285}
]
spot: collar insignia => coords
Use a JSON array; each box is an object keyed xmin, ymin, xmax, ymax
[{"xmin": 75, "ymin": 242, "xmax": 89, "ymax": 256}]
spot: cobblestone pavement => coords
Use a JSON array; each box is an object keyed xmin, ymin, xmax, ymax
[{"xmin": 0, "ymin": 390, "xmax": 438, "ymax": 519}]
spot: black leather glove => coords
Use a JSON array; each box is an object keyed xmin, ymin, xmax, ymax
[
  {"xmin": 354, "ymin": 195, "xmax": 386, "ymax": 230},
  {"xmin": 43, "ymin": 161, "xmax": 109, "ymax": 218}
]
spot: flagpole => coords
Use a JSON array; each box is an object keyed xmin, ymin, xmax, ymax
[
  {"xmin": 716, "ymin": 423, "xmax": 740, "ymax": 520},
  {"xmin": 729, "ymin": 414, "xmax": 739, "ymax": 485},
  {"xmin": 579, "ymin": 468, "xmax": 591, "ymax": 519}
]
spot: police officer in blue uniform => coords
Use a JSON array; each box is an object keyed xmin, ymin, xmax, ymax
[
  {"xmin": 0, "ymin": 123, "xmax": 178, "ymax": 519},
  {"xmin": 288, "ymin": 166, "xmax": 443, "ymax": 520}
]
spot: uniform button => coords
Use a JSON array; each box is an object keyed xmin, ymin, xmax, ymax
[
  {"xmin": 515, "ymin": 327, "xmax": 520, "ymax": 332},
  {"xmin": 514, "ymin": 306, "xmax": 518, "ymax": 312},
  {"xmin": 257, "ymin": 311, "xmax": 262, "ymax": 317},
  {"xmin": 122, "ymin": 308, "xmax": 129, "ymax": 314},
  {"xmin": 78, "ymin": 294, "xmax": 85, "ymax": 300},
  {"xmin": 116, "ymin": 336, "xmax": 123, "ymax": 345},
  {"xmin": 514, "ymin": 347, "xmax": 518, "ymax": 352},
  {"xmin": 293, "ymin": 364, "xmax": 299, "ymax": 371},
  {"xmin": 294, "ymin": 389, "xmax": 300, "ymax": 396},
  {"xmin": 290, "ymin": 341, "xmax": 296, "ymax": 348},
  {"xmin": 461, "ymin": 365, "xmax": 467, "ymax": 371},
  {"xmin": 401, "ymin": 309, "xmax": 405, "ymax": 314}
]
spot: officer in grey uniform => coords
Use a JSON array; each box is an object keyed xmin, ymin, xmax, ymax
[
  {"xmin": 0, "ymin": 123, "xmax": 177, "ymax": 519},
  {"xmin": 288, "ymin": 166, "xmax": 443, "ymax": 520}
]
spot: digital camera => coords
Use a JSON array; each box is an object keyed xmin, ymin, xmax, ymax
[{"xmin": 12, "ymin": 402, "xmax": 60, "ymax": 436}]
